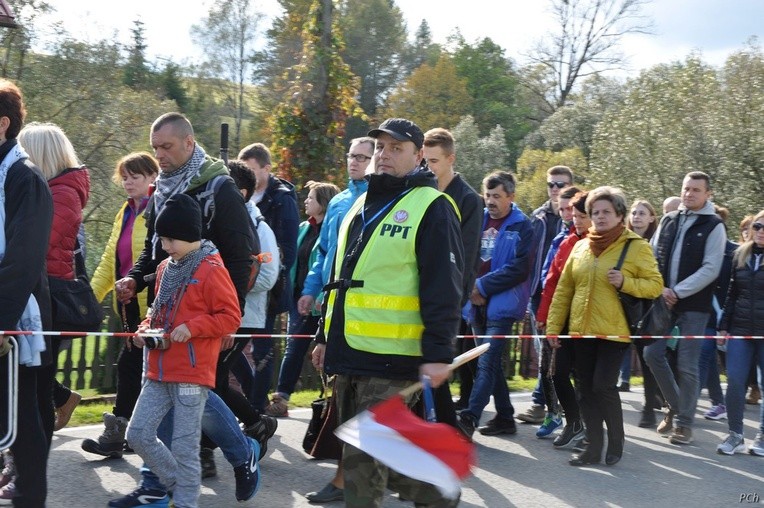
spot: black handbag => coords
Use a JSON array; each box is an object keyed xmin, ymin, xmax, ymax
[
  {"xmin": 302, "ymin": 373, "xmax": 342, "ymax": 460},
  {"xmin": 49, "ymin": 239, "xmax": 104, "ymax": 337},
  {"xmin": 615, "ymin": 239, "xmax": 662, "ymax": 346}
]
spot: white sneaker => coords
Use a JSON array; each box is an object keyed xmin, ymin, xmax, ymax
[
  {"xmin": 717, "ymin": 431, "xmax": 745, "ymax": 455},
  {"xmin": 750, "ymin": 432, "xmax": 764, "ymax": 457}
]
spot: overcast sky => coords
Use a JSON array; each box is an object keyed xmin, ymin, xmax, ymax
[{"xmin": 35, "ymin": 0, "xmax": 763, "ymax": 77}]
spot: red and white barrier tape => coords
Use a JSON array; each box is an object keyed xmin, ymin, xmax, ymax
[{"xmin": 0, "ymin": 330, "xmax": 762, "ymax": 340}]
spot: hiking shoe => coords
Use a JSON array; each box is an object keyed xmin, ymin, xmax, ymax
[
  {"xmin": 517, "ymin": 404, "xmax": 545, "ymax": 424},
  {"xmin": 54, "ymin": 390, "xmax": 82, "ymax": 431},
  {"xmin": 200, "ymin": 447, "xmax": 217, "ymax": 479},
  {"xmin": 107, "ymin": 486, "xmax": 170, "ymax": 507},
  {"xmin": 704, "ymin": 404, "xmax": 727, "ymax": 421},
  {"xmin": 478, "ymin": 416, "xmax": 517, "ymax": 436},
  {"xmin": 554, "ymin": 420, "xmax": 585, "ymax": 448},
  {"xmin": 243, "ymin": 415, "xmax": 278, "ymax": 460},
  {"xmin": 456, "ymin": 412, "xmax": 477, "ymax": 441},
  {"xmin": 81, "ymin": 412, "xmax": 129, "ymax": 458},
  {"xmin": 234, "ymin": 438, "xmax": 261, "ymax": 501},
  {"xmin": 657, "ymin": 409, "xmax": 675, "ymax": 435},
  {"xmin": 264, "ymin": 395, "xmax": 289, "ymax": 418},
  {"xmin": 717, "ymin": 431, "xmax": 745, "ymax": 455},
  {"xmin": 746, "ymin": 385, "xmax": 761, "ymax": 405},
  {"xmin": 669, "ymin": 426, "xmax": 693, "ymax": 445},
  {"xmin": 0, "ymin": 451, "xmax": 14, "ymax": 489},
  {"xmin": 750, "ymin": 432, "xmax": 764, "ymax": 457},
  {"xmin": 536, "ymin": 413, "xmax": 563, "ymax": 438},
  {"xmin": 0, "ymin": 481, "xmax": 15, "ymax": 504}
]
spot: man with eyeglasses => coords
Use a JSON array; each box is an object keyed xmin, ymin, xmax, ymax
[
  {"xmin": 518, "ymin": 165, "xmax": 574, "ymax": 425},
  {"xmin": 288, "ymin": 138, "xmax": 373, "ymax": 503},
  {"xmin": 297, "ymin": 137, "xmax": 373, "ymax": 320}
]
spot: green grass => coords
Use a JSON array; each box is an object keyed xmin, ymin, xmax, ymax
[
  {"xmin": 67, "ymin": 375, "xmax": 545, "ymax": 427},
  {"xmin": 55, "ymin": 334, "xmax": 114, "ymax": 397}
]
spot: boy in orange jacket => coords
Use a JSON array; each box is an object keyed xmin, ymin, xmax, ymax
[{"xmin": 126, "ymin": 194, "xmax": 242, "ymax": 508}]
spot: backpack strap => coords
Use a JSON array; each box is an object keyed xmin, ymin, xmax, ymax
[{"xmin": 196, "ymin": 174, "xmax": 231, "ymax": 230}]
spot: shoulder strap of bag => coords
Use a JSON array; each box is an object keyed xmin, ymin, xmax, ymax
[
  {"xmin": 615, "ymin": 238, "xmax": 635, "ymax": 272},
  {"xmin": 74, "ymin": 237, "xmax": 88, "ymax": 280}
]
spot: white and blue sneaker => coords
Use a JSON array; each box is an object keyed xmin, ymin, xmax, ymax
[
  {"xmin": 108, "ymin": 486, "xmax": 170, "ymax": 507},
  {"xmin": 536, "ymin": 412, "xmax": 563, "ymax": 438},
  {"xmin": 717, "ymin": 431, "xmax": 745, "ymax": 455},
  {"xmin": 749, "ymin": 432, "xmax": 764, "ymax": 457},
  {"xmin": 234, "ymin": 437, "xmax": 261, "ymax": 501}
]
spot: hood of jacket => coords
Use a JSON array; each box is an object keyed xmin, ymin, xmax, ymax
[
  {"xmin": 186, "ymin": 155, "xmax": 229, "ymax": 192},
  {"xmin": 49, "ymin": 166, "xmax": 90, "ymax": 209},
  {"xmin": 677, "ymin": 199, "xmax": 717, "ymax": 216}
]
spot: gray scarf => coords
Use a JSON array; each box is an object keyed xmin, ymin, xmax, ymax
[
  {"xmin": 150, "ymin": 240, "xmax": 216, "ymax": 328},
  {"xmin": 151, "ymin": 144, "xmax": 207, "ymax": 256}
]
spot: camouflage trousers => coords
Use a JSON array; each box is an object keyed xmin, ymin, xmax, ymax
[{"xmin": 335, "ymin": 374, "xmax": 460, "ymax": 508}]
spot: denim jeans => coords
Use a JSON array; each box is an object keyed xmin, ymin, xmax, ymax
[
  {"xmin": 698, "ymin": 330, "xmax": 724, "ymax": 406},
  {"xmin": 465, "ymin": 320, "xmax": 515, "ymax": 423},
  {"xmin": 275, "ymin": 312, "xmax": 320, "ymax": 399},
  {"xmin": 644, "ymin": 311, "xmax": 707, "ymax": 428},
  {"xmin": 140, "ymin": 390, "xmax": 249, "ymax": 491},
  {"xmin": 619, "ymin": 345, "xmax": 632, "ymax": 385},
  {"xmin": 725, "ymin": 338, "xmax": 764, "ymax": 435}
]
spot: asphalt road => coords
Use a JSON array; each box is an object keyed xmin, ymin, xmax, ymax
[{"xmin": 48, "ymin": 389, "xmax": 763, "ymax": 507}]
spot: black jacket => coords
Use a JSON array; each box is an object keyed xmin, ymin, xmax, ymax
[
  {"xmin": 443, "ymin": 173, "xmax": 483, "ymax": 306},
  {"xmin": 318, "ymin": 169, "xmax": 463, "ymax": 381},
  {"xmin": 129, "ymin": 168, "xmax": 255, "ymax": 313},
  {"xmin": 257, "ymin": 175, "xmax": 299, "ymax": 314},
  {"xmin": 0, "ymin": 140, "xmax": 54, "ymax": 366},
  {"xmin": 719, "ymin": 250, "xmax": 764, "ymax": 335}
]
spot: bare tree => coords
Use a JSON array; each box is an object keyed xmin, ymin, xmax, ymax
[
  {"xmin": 524, "ymin": 0, "xmax": 652, "ymax": 115},
  {"xmin": 191, "ymin": 0, "xmax": 264, "ymax": 151}
]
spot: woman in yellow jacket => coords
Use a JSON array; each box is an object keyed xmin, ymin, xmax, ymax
[
  {"xmin": 82, "ymin": 152, "xmax": 158, "ymax": 457},
  {"xmin": 547, "ymin": 186, "xmax": 663, "ymax": 467}
]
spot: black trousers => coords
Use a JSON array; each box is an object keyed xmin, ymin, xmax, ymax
[
  {"xmin": 573, "ymin": 338, "xmax": 629, "ymax": 456},
  {"xmin": 551, "ymin": 338, "xmax": 581, "ymax": 423},
  {"xmin": 0, "ymin": 361, "xmax": 55, "ymax": 508}
]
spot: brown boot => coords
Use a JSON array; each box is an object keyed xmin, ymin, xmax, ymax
[{"xmin": 746, "ymin": 385, "xmax": 761, "ymax": 405}]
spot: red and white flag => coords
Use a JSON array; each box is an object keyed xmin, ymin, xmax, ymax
[{"xmin": 335, "ymin": 394, "xmax": 475, "ymax": 499}]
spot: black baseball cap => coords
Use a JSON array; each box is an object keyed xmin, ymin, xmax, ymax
[{"xmin": 368, "ymin": 118, "xmax": 424, "ymax": 149}]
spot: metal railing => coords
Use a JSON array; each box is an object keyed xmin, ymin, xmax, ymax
[{"xmin": 1, "ymin": 336, "xmax": 18, "ymax": 449}]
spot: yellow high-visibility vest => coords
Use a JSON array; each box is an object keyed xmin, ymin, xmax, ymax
[{"xmin": 324, "ymin": 186, "xmax": 454, "ymax": 356}]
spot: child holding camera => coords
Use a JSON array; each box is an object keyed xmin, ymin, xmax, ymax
[{"xmin": 127, "ymin": 194, "xmax": 241, "ymax": 508}]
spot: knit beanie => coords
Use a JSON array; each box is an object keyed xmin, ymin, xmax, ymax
[{"xmin": 155, "ymin": 193, "xmax": 202, "ymax": 242}]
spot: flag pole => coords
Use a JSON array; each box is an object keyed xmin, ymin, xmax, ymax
[{"xmin": 399, "ymin": 342, "xmax": 490, "ymax": 399}]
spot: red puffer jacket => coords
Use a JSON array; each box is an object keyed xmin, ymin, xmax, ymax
[{"xmin": 47, "ymin": 167, "xmax": 90, "ymax": 279}]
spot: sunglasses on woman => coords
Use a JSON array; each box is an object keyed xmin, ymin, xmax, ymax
[{"xmin": 752, "ymin": 222, "xmax": 764, "ymax": 232}]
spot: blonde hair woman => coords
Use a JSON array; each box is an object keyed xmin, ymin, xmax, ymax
[{"xmin": 18, "ymin": 122, "xmax": 90, "ymax": 431}]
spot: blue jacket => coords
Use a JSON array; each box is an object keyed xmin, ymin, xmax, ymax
[
  {"xmin": 302, "ymin": 178, "xmax": 368, "ymax": 299},
  {"xmin": 465, "ymin": 204, "xmax": 536, "ymax": 322}
]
